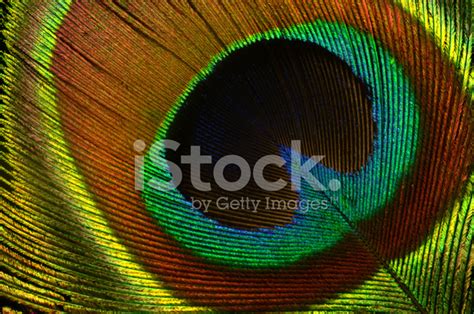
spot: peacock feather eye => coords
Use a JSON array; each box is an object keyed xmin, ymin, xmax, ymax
[{"xmin": 2, "ymin": 0, "xmax": 472, "ymax": 312}]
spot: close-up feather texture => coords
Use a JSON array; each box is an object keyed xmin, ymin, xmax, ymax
[{"xmin": 1, "ymin": 0, "xmax": 473, "ymax": 312}]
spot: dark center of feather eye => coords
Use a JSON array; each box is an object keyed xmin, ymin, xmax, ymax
[{"xmin": 166, "ymin": 39, "xmax": 375, "ymax": 230}]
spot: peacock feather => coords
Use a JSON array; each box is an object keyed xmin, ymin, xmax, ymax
[{"xmin": 1, "ymin": 0, "xmax": 472, "ymax": 312}]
